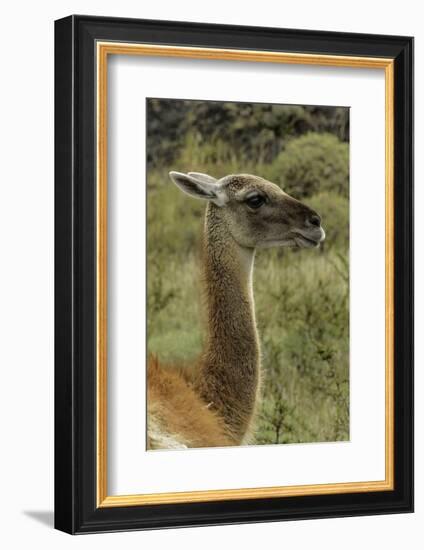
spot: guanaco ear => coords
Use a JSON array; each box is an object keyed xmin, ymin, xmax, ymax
[
  {"xmin": 169, "ymin": 171, "xmax": 228, "ymax": 206},
  {"xmin": 187, "ymin": 172, "xmax": 217, "ymax": 185}
]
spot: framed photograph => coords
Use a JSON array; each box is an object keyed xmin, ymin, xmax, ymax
[{"xmin": 54, "ymin": 15, "xmax": 413, "ymax": 534}]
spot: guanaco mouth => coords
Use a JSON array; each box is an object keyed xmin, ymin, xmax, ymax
[{"xmin": 292, "ymin": 233, "xmax": 321, "ymax": 248}]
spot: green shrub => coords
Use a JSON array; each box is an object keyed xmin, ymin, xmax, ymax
[
  {"xmin": 254, "ymin": 249, "xmax": 349, "ymax": 444},
  {"xmin": 147, "ymin": 100, "xmax": 349, "ymax": 169},
  {"xmin": 270, "ymin": 132, "xmax": 349, "ymax": 199}
]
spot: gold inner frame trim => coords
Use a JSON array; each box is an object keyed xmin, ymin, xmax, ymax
[{"xmin": 96, "ymin": 42, "xmax": 395, "ymax": 508}]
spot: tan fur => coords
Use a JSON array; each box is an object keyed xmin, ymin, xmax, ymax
[
  {"xmin": 147, "ymin": 173, "xmax": 325, "ymax": 449},
  {"xmin": 147, "ymin": 356, "xmax": 233, "ymax": 448}
]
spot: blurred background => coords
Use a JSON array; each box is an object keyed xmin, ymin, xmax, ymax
[{"xmin": 146, "ymin": 98, "xmax": 349, "ymax": 445}]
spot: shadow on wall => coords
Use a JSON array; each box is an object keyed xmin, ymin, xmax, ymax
[{"xmin": 23, "ymin": 510, "xmax": 54, "ymax": 529}]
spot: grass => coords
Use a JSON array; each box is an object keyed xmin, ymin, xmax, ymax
[{"xmin": 147, "ymin": 167, "xmax": 349, "ymax": 445}]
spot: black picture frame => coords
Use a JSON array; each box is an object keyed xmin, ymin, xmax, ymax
[{"xmin": 55, "ymin": 14, "xmax": 413, "ymax": 534}]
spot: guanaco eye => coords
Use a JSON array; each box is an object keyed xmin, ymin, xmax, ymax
[{"xmin": 245, "ymin": 194, "xmax": 266, "ymax": 209}]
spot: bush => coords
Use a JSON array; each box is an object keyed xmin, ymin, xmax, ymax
[
  {"xmin": 147, "ymin": 100, "xmax": 349, "ymax": 169},
  {"xmin": 270, "ymin": 132, "xmax": 349, "ymax": 199},
  {"xmin": 254, "ymin": 249, "xmax": 349, "ymax": 444}
]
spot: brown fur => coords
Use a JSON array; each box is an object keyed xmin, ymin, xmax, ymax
[
  {"xmin": 194, "ymin": 204, "xmax": 260, "ymax": 443},
  {"xmin": 147, "ymin": 173, "xmax": 324, "ymax": 449},
  {"xmin": 147, "ymin": 356, "xmax": 233, "ymax": 448}
]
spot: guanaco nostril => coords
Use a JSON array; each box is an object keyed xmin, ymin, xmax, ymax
[{"xmin": 309, "ymin": 214, "xmax": 321, "ymax": 227}]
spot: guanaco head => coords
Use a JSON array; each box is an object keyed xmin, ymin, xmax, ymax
[{"xmin": 169, "ymin": 172, "xmax": 325, "ymax": 249}]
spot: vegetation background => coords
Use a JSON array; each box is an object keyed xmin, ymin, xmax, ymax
[{"xmin": 146, "ymin": 98, "xmax": 350, "ymax": 445}]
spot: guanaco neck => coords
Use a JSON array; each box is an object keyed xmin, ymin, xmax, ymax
[{"xmin": 196, "ymin": 203, "xmax": 261, "ymax": 443}]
